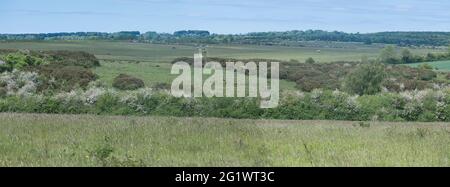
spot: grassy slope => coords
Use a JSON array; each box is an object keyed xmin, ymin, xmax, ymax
[{"xmin": 0, "ymin": 113, "xmax": 449, "ymax": 167}]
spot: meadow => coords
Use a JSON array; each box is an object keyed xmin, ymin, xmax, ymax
[
  {"xmin": 1, "ymin": 41, "xmax": 450, "ymax": 167},
  {"xmin": 0, "ymin": 113, "xmax": 449, "ymax": 167}
]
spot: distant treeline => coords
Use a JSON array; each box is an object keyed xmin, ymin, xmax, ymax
[{"xmin": 1, "ymin": 30, "xmax": 450, "ymax": 46}]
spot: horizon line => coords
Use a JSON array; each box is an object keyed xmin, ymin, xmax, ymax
[{"xmin": 2, "ymin": 29, "xmax": 450, "ymax": 35}]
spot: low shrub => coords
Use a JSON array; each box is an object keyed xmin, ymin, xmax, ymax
[
  {"xmin": 383, "ymin": 80, "xmax": 401, "ymax": 92},
  {"xmin": 402, "ymin": 80, "xmax": 430, "ymax": 90},
  {"xmin": 418, "ymin": 63, "xmax": 433, "ymax": 70},
  {"xmin": 305, "ymin": 57, "xmax": 315, "ymax": 64},
  {"xmin": 29, "ymin": 64, "xmax": 97, "ymax": 92},
  {"xmin": 0, "ymin": 52, "xmax": 46, "ymax": 71},
  {"xmin": 112, "ymin": 74, "xmax": 145, "ymax": 90},
  {"xmin": 43, "ymin": 50, "xmax": 100, "ymax": 68},
  {"xmin": 357, "ymin": 94, "xmax": 394, "ymax": 120},
  {"xmin": 0, "ymin": 70, "xmax": 39, "ymax": 96},
  {"xmin": 418, "ymin": 69, "xmax": 437, "ymax": 81},
  {"xmin": 0, "ymin": 87, "xmax": 7, "ymax": 98},
  {"xmin": 95, "ymin": 92, "xmax": 120, "ymax": 114}
]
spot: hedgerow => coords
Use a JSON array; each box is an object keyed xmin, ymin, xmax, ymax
[{"xmin": 1, "ymin": 84, "xmax": 450, "ymax": 122}]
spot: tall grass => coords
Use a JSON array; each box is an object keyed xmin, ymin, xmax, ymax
[{"xmin": 0, "ymin": 113, "xmax": 449, "ymax": 167}]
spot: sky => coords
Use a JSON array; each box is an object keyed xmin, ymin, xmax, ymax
[{"xmin": 1, "ymin": 0, "xmax": 450, "ymax": 34}]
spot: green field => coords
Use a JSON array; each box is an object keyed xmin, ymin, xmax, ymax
[
  {"xmin": 0, "ymin": 40, "xmax": 444, "ymax": 62},
  {"xmin": 406, "ymin": 60, "xmax": 450, "ymax": 71},
  {"xmin": 0, "ymin": 113, "xmax": 449, "ymax": 167}
]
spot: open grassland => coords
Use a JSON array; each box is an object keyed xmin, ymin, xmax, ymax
[
  {"xmin": 93, "ymin": 60, "xmax": 175, "ymax": 87},
  {"xmin": 93, "ymin": 61, "xmax": 298, "ymax": 90},
  {"xmin": 406, "ymin": 60, "xmax": 450, "ymax": 71},
  {"xmin": 0, "ymin": 41, "xmax": 445, "ymax": 62},
  {"xmin": 0, "ymin": 113, "xmax": 449, "ymax": 167}
]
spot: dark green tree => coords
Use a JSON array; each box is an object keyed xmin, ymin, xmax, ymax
[
  {"xmin": 401, "ymin": 49, "xmax": 414, "ymax": 63},
  {"xmin": 305, "ymin": 57, "xmax": 315, "ymax": 64},
  {"xmin": 343, "ymin": 62, "xmax": 386, "ymax": 95},
  {"xmin": 379, "ymin": 45, "xmax": 400, "ymax": 64}
]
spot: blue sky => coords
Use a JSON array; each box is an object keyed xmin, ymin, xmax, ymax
[{"xmin": 1, "ymin": 0, "xmax": 450, "ymax": 34}]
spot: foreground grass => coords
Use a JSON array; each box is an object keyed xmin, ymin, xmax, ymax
[{"xmin": 0, "ymin": 113, "xmax": 449, "ymax": 167}]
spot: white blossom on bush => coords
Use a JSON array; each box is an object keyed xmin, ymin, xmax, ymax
[
  {"xmin": 118, "ymin": 88, "xmax": 154, "ymax": 113},
  {"xmin": 53, "ymin": 89, "xmax": 84, "ymax": 105},
  {"xmin": 84, "ymin": 87, "xmax": 107, "ymax": 104},
  {"xmin": 399, "ymin": 91, "xmax": 413, "ymax": 101},
  {"xmin": 17, "ymin": 82, "xmax": 37, "ymax": 97},
  {"xmin": 436, "ymin": 101, "xmax": 447, "ymax": 121},
  {"xmin": 347, "ymin": 95, "xmax": 359, "ymax": 108},
  {"xmin": 414, "ymin": 89, "xmax": 430, "ymax": 102},
  {"xmin": 135, "ymin": 87, "xmax": 153, "ymax": 99},
  {"xmin": 311, "ymin": 89, "xmax": 323, "ymax": 101},
  {"xmin": 0, "ymin": 70, "xmax": 39, "ymax": 96}
]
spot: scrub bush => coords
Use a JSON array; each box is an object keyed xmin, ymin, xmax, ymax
[{"xmin": 112, "ymin": 74, "xmax": 145, "ymax": 90}]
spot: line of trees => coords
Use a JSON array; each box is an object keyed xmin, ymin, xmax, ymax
[
  {"xmin": 379, "ymin": 45, "xmax": 450, "ymax": 64},
  {"xmin": 2, "ymin": 30, "xmax": 450, "ymax": 47}
]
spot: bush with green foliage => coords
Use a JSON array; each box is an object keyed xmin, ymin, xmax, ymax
[
  {"xmin": 418, "ymin": 69, "xmax": 437, "ymax": 81},
  {"xmin": 379, "ymin": 46, "xmax": 400, "ymax": 64},
  {"xmin": 112, "ymin": 74, "xmax": 145, "ymax": 90},
  {"xmin": 0, "ymin": 52, "xmax": 46, "ymax": 71},
  {"xmin": 401, "ymin": 49, "xmax": 414, "ymax": 64},
  {"xmin": 43, "ymin": 50, "xmax": 100, "ymax": 68},
  {"xmin": 0, "ymin": 87, "xmax": 7, "ymax": 98},
  {"xmin": 418, "ymin": 63, "xmax": 433, "ymax": 70},
  {"xmin": 305, "ymin": 57, "xmax": 315, "ymax": 64},
  {"xmin": 343, "ymin": 63, "xmax": 386, "ymax": 95}
]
